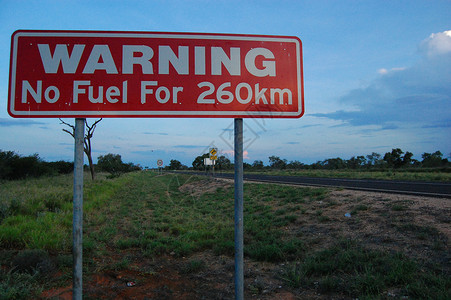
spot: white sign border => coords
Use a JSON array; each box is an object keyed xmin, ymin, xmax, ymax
[{"xmin": 9, "ymin": 30, "xmax": 303, "ymax": 118}]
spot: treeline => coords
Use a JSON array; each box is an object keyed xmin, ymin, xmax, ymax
[
  {"xmin": 0, "ymin": 150, "xmax": 73, "ymax": 180},
  {"xmin": 295, "ymin": 149, "xmax": 449, "ymax": 170},
  {"xmin": 176, "ymin": 148, "xmax": 449, "ymax": 171},
  {"xmin": 0, "ymin": 150, "xmax": 141, "ymax": 181},
  {"xmin": 263, "ymin": 149, "xmax": 449, "ymax": 170}
]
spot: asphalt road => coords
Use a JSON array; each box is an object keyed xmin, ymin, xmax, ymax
[{"xmin": 181, "ymin": 171, "xmax": 451, "ymax": 198}]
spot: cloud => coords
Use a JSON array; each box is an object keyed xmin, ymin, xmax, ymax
[
  {"xmin": 419, "ymin": 30, "xmax": 451, "ymax": 57},
  {"xmin": 377, "ymin": 67, "xmax": 406, "ymax": 75},
  {"xmin": 143, "ymin": 132, "xmax": 168, "ymax": 136},
  {"xmin": 0, "ymin": 118, "xmax": 46, "ymax": 127},
  {"xmin": 313, "ymin": 30, "xmax": 451, "ymax": 129},
  {"xmin": 222, "ymin": 149, "xmax": 250, "ymax": 160}
]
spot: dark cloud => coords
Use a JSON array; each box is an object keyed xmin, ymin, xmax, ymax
[{"xmin": 143, "ymin": 132, "xmax": 168, "ymax": 136}]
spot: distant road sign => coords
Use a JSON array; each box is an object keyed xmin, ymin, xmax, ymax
[
  {"xmin": 210, "ymin": 148, "xmax": 218, "ymax": 160},
  {"xmin": 9, "ymin": 30, "xmax": 303, "ymax": 118},
  {"xmin": 157, "ymin": 159, "xmax": 163, "ymax": 167}
]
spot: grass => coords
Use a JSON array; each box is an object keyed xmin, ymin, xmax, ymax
[
  {"xmin": 281, "ymin": 238, "xmax": 450, "ymax": 299},
  {"xmin": 0, "ymin": 269, "xmax": 43, "ymax": 299},
  {"xmin": 181, "ymin": 259, "xmax": 206, "ymax": 274},
  {"xmin": 241, "ymin": 168, "xmax": 451, "ymax": 182},
  {"xmin": 1, "ymin": 171, "xmax": 449, "ymax": 299},
  {"xmin": 83, "ymin": 172, "xmax": 324, "ymax": 262},
  {"xmin": 0, "ymin": 172, "xmax": 131, "ymax": 298},
  {"xmin": 0, "ymin": 173, "xmax": 126, "ymax": 251}
]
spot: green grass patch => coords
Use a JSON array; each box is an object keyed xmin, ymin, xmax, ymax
[
  {"xmin": 395, "ymin": 223, "xmax": 444, "ymax": 243},
  {"xmin": 3, "ymin": 171, "xmax": 449, "ymax": 299},
  {"xmin": 0, "ymin": 172, "xmax": 128, "ymax": 251},
  {"xmin": 281, "ymin": 239, "xmax": 450, "ymax": 299},
  {"xmin": 0, "ymin": 269, "xmax": 43, "ymax": 299},
  {"xmin": 81, "ymin": 173, "xmax": 325, "ymax": 262},
  {"xmin": 243, "ymin": 168, "xmax": 451, "ymax": 182},
  {"xmin": 351, "ymin": 204, "xmax": 369, "ymax": 215},
  {"xmin": 181, "ymin": 259, "xmax": 206, "ymax": 274},
  {"xmin": 391, "ymin": 204, "xmax": 408, "ymax": 211}
]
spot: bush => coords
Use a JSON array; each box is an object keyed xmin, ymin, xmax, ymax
[
  {"xmin": 45, "ymin": 161, "xmax": 74, "ymax": 174},
  {"xmin": 0, "ymin": 269, "xmax": 42, "ymax": 299},
  {"xmin": 97, "ymin": 153, "xmax": 141, "ymax": 176},
  {"xmin": 0, "ymin": 150, "xmax": 74, "ymax": 180},
  {"xmin": 11, "ymin": 249, "xmax": 55, "ymax": 275}
]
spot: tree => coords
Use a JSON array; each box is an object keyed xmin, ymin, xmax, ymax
[
  {"xmin": 252, "ymin": 160, "xmax": 264, "ymax": 169},
  {"xmin": 287, "ymin": 160, "xmax": 304, "ymax": 169},
  {"xmin": 421, "ymin": 151, "xmax": 445, "ymax": 167},
  {"xmin": 0, "ymin": 150, "xmax": 19, "ymax": 179},
  {"xmin": 97, "ymin": 153, "xmax": 124, "ymax": 176},
  {"xmin": 192, "ymin": 153, "xmax": 209, "ymax": 170},
  {"xmin": 60, "ymin": 118, "xmax": 102, "ymax": 180},
  {"xmin": 347, "ymin": 156, "xmax": 366, "ymax": 169},
  {"xmin": 322, "ymin": 158, "xmax": 346, "ymax": 169},
  {"xmin": 168, "ymin": 159, "xmax": 184, "ymax": 170},
  {"xmin": 269, "ymin": 156, "xmax": 287, "ymax": 169},
  {"xmin": 366, "ymin": 152, "xmax": 382, "ymax": 168},
  {"xmin": 217, "ymin": 155, "xmax": 232, "ymax": 170},
  {"xmin": 383, "ymin": 148, "xmax": 405, "ymax": 168},
  {"xmin": 97, "ymin": 153, "xmax": 140, "ymax": 176},
  {"xmin": 403, "ymin": 151, "xmax": 414, "ymax": 167},
  {"xmin": 0, "ymin": 151, "xmax": 49, "ymax": 180}
]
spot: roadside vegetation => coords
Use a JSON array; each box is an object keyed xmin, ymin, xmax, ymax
[
  {"xmin": 0, "ymin": 171, "xmax": 449, "ymax": 299},
  {"xmin": 0, "ymin": 150, "xmax": 140, "ymax": 182},
  {"xmin": 184, "ymin": 148, "xmax": 451, "ymax": 182},
  {"xmin": 2, "ymin": 147, "xmax": 449, "ymax": 183},
  {"xmin": 0, "ymin": 150, "xmax": 73, "ymax": 180}
]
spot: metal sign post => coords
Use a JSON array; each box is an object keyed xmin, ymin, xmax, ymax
[
  {"xmin": 210, "ymin": 148, "xmax": 218, "ymax": 176},
  {"xmin": 72, "ymin": 118, "xmax": 85, "ymax": 300},
  {"xmin": 234, "ymin": 118, "xmax": 244, "ymax": 300},
  {"xmin": 157, "ymin": 159, "xmax": 163, "ymax": 174}
]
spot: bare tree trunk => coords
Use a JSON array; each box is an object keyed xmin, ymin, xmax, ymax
[
  {"xmin": 60, "ymin": 118, "xmax": 102, "ymax": 181},
  {"xmin": 85, "ymin": 149, "xmax": 95, "ymax": 180}
]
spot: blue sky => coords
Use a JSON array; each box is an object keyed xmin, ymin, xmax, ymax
[{"xmin": 0, "ymin": 0, "xmax": 450, "ymax": 168}]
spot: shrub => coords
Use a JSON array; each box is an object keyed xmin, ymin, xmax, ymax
[
  {"xmin": 97, "ymin": 153, "xmax": 141, "ymax": 177},
  {"xmin": 0, "ymin": 150, "xmax": 74, "ymax": 180},
  {"xmin": 11, "ymin": 249, "xmax": 55, "ymax": 275},
  {"xmin": 0, "ymin": 269, "xmax": 42, "ymax": 299}
]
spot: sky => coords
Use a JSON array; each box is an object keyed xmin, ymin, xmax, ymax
[{"xmin": 0, "ymin": 0, "xmax": 450, "ymax": 168}]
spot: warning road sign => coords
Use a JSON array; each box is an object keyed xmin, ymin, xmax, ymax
[
  {"xmin": 209, "ymin": 148, "xmax": 218, "ymax": 160},
  {"xmin": 9, "ymin": 30, "xmax": 303, "ymax": 118}
]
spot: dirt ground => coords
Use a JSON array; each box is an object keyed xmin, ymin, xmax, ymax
[{"xmin": 41, "ymin": 179, "xmax": 450, "ymax": 299}]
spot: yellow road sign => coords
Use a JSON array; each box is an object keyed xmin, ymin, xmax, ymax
[{"xmin": 209, "ymin": 148, "xmax": 218, "ymax": 160}]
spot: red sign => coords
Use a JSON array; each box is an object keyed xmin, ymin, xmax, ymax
[{"xmin": 8, "ymin": 30, "xmax": 303, "ymax": 118}]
